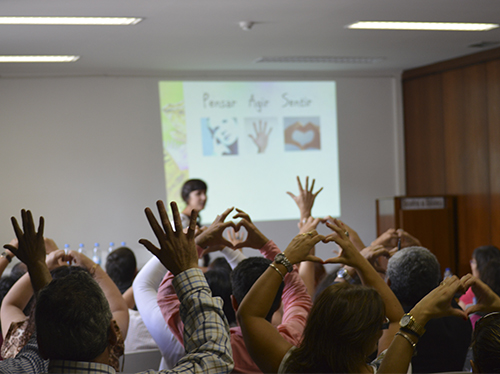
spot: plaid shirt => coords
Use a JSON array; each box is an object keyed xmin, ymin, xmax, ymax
[
  {"xmin": 0, "ymin": 333, "xmax": 48, "ymax": 374},
  {"xmin": 44, "ymin": 268, "xmax": 233, "ymax": 374}
]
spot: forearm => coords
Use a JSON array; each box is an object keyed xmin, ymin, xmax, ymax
[
  {"xmin": 0, "ymin": 254, "xmax": 11, "ymax": 276},
  {"xmin": 93, "ymin": 266, "xmax": 129, "ymax": 337},
  {"xmin": 298, "ymin": 261, "xmax": 316, "ymax": 297},
  {"xmin": 238, "ymin": 263, "xmax": 285, "ymax": 321},
  {"xmin": 123, "ymin": 286, "xmax": 135, "ymax": 309},
  {"xmin": 174, "ymin": 268, "xmax": 234, "ymax": 373},
  {"xmin": 27, "ymin": 261, "xmax": 52, "ymax": 294},
  {"xmin": 1, "ymin": 273, "xmax": 34, "ymax": 338},
  {"xmin": 354, "ymin": 260, "xmax": 403, "ymax": 322},
  {"xmin": 220, "ymin": 247, "xmax": 247, "ymax": 269},
  {"xmin": 378, "ymin": 332, "xmax": 417, "ymax": 374}
]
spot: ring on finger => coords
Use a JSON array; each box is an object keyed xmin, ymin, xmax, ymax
[{"xmin": 345, "ymin": 231, "xmax": 349, "ymax": 237}]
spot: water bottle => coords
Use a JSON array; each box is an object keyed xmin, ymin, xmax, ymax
[
  {"xmin": 64, "ymin": 244, "xmax": 70, "ymax": 255},
  {"xmin": 78, "ymin": 243, "xmax": 85, "ymax": 255},
  {"xmin": 443, "ymin": 267, "xmax": 453, "ymax": 280},
  {"xmin": 108, "ymin": 242, "xmax": 115, "ymax": 254},
  {"xmin": 92, "ymin": 243, "xmax": 101, "ymax": 265}
]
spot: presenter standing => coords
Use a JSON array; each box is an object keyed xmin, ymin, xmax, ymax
[{"xmin": 180, "ymin": 179, "xmax": 207, "ymax": 228}]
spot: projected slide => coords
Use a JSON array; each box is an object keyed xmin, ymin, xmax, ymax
[{"xmin": 158, "ymin": 81, "xmax": 340, "ymax": 223}]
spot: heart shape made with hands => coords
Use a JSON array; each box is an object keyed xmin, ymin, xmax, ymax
[
  {"xmin": 292, "ymin": 129, "xmax": 315, "ymax": 147},
  {"xmin": 285, "ymin": 121, "xmax": 321, "ymax": 150}
]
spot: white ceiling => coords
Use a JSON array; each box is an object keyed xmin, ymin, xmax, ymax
[{"xmin": 1, "ymin": 0, "xmax": 500, "ymax": 78}]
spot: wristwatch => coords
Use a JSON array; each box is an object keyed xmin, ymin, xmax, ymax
[
  {"xmin": 274, "ymin": 253, "xmax": 293, "ymax": 273},
  {"xmin": 337, "ymin": 267, "xmax": 356, "ymax": 284},
  {"xmin": 400, "ymin": 313, "xmax": 426, "ymax": 337},
  {"xmin": 0, "ymin": 252, "xmax": 12, "ymax": 263}
]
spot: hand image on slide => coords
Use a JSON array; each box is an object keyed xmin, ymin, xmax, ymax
[
  {"xmin": 201, "ymin": 117, "xmax": 239, "ymax": 156},
  {"xmin": 248, "ymin": 120, "xmax": 272, "ymax": 153},
  {"xmin": 284, "ymin": 117, "xmax": 321, "ymax": 151}
]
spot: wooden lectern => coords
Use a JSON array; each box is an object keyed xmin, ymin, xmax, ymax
[{"xmin": 376, "ymin": 196, "xmax": 457, "ymax": 275}]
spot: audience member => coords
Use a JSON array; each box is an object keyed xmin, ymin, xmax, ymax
[
  {"xmin": 386, "ymin": 246, "xmax": 472, "ymax": 373},
  {"xmin": 105, "ymin": 246, "xmax": 158, "ymax": 355},
  {"xmin": 158, "ymin": 208, "xmax": 312, "ymax": 373},
  {"xmin": 0, "ymin": 250, "xmax": 128, "ymax": 371},
  {"xmin": 480, "ymin": 258, "xmax": 500, "ymax": 297},
  {"xmin": 106, "ymin": 246, "xmax": 137, "ymax": 294},
  {"xmin": 0, "ymin": 205, "xmax": 233, "ymax": 373},
  {"xmin": 236, "ymin": 219, "xmax": 404, "ymax": 373},
  {"xmin": 460, "ymin": 245, "xmax": 500, "ymax": 328},
  {"xmin": 132, "ymin": 256, "xmax": 186, "ymax": 370}
]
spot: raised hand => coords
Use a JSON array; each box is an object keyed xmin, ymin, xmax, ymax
[
  {"xmin": 139, "ymin": 200, "xmax": 198, "ymax": 276},
  {"xmin": 287, "ymin": 176, "xmax": 323, "ymax": 220},
  {"xmin": 410, "ymin": 276, "xmax": 467, "ymax": 326},
  {"xmin": 461, "ymin": 274, "xmax": 500, "ymax": 315},
  {"xmin": 233, "ymin": 209, "xmax": 269, "ymax": 249},
  {"xmin": 45, "ymin": 249, "xmax": 69, "ymax": 270},
  {"xmin": 4, "ymin": 209, "xmax": 46, "ymax": 267},
  {"xmin": 396, "ymin": 229, "xmax": 422, "ymax": 248},
  {"xmin": 371, "ymin": 228, "xmax": 399, "ymax": 249},
  {"xmin": 195, "ymin": 207, "xmax": 236, "ymax": 250},
  {"xmin": 249, "ymin": 120, "xmax": 272, "ymax": 153},
  {"xmin": 66, "ymin": 250, "xmax": 96, "ymax": 270},
  {"xmin": 282, "ymin": 231, "xmax": 325, "ymax": 265},
  {"xmin": 322, "ymin": 219, "xmax": 366, "ymax": 267},
  {"xmin": 4, "ymin": 209, "xmax": 52, "ymax": 292},
  {"xmin": 358, "ymin": 244, "xmax": 395, "ymax": 273},
  {"xmin": 324, "ymin": 217, "xmax": 366, "ymax": 251},
  {"xmin": 299, "ymin": 216, "xmax": 322, "ymax": 234},
  {"xmin": 226, "ymin": 226, "xmax": 247, "ymax": 250}
]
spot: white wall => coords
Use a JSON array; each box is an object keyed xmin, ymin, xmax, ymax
[{"xmin": 0, "ymin": 75, "xmax": 404, "ymax": 270}]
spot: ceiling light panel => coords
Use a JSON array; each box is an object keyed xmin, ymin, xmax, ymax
[
  {"xmin": 348, "ymin": 21, "xmax": 498, "ymax": 31},
  {"xmin": 0, "ymin": 56, "xmax": 80, "ymax": 63},
  {"xmin": 255, "ymin": 56, "xmax": 384, "ymax": 64},
  {"xmin": 0, "ymin": 17, "xmax": 142, "ymax": 25}
]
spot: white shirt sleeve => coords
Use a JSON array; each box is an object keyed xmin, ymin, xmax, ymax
[{"xmin": 133, "ymin": 256, "xmax": 186, "ymax": 370}]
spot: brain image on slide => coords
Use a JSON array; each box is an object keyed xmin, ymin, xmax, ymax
[
  {"xmin": 284, "ymin": 117, "xmax": 321, "ymax": 151},
  {"xmin": 201, "ymin": 117, "xmax": 239, "ymax": 156}
]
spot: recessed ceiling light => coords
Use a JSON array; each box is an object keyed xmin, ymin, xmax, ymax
[
  {"xmin": 0, "ymin": 55, "xmax": 80, "ymax": 63},
  {"xmin": 347, "ymin": 21, "xmax": 498, "ymax": 31},
  {"xmin": 0, "ymin": 16, "xmax": 142, "ymax": 25},
  {"xmin": 255, "ymin": 56, "xmax": 384, "ymax": 64}
]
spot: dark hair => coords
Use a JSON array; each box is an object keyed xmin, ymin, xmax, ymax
[
  {"xmin": 386, "ymin": 246, "xmax": 440, "ymax": 307},
  {"xmin": 0, "ymin": 276, "xmax": 17, "ymax": 307},
  {"xmin": 105, "ymin": 247, "xmax": 137, "ymax": 294},
  {"xmin": 231, "ymin": 257, "xmax": 284, "ymax": 321},
  {"xmin": 314, "ymin": 265, "xmax": 343, "ymax": 301},
  {"xmin": 36, "ymin": 269, "xmax": 112, "ymax": 361},
  {"xmin": 181, "ymin": 179, "xmax": 207, "ymax": 204},
  {"xmin": 480, "ymin": 259, "xmax": 500, "ymax": 297},
  {"xmin": 208, "ymin": 257, "xmax": 231, "ymax": 273},
  {"xmin": 472, "ymin": 313, "xmax": 500, "ymax": 373},
  {"xmin": 473, "ymin": 246, "xmax": 500, "ymax": 277},
  {"xmin": 205, "ymin": 268, "xmax": 236, "ymax": 326},
  {"xmin": 10, "ymin": 262, "xmax": 28, "ymax": 282},
  {"xmin": 284, "ymin": 283, "xmax": 385, "ymax": 373}
]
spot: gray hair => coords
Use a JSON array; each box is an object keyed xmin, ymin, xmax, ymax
[
  {"xmin": 386, "ymin": 246, "xmax": 440, "ymax": 307},
  {"xmin": 36, "ymin": 268, "xmax": 113, "ymax": 361}
]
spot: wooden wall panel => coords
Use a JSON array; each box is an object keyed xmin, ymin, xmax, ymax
[
  {"xmin": 487, "ymin": 60, "xmax": 500, "ymax": 247},
  {"xmin": 403, "ymin": 74, "xmax": 446, "ymax": 195},
  {"xmin": 442, "ymin": 65, "xmax": 491, "ymax": 276}
]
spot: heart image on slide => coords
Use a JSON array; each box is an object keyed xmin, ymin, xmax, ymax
[
  {"xmin": 292, "ymin": 129, "xmax": 315, "ymax": 147},
  {"xmin": 284, "ymin": 121, "xmax": 321, "ymax": 150}
]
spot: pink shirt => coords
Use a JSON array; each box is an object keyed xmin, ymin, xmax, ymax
[{"xmin": 157, "ymin": 240, "xmax": 312, "ymax": 373}]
